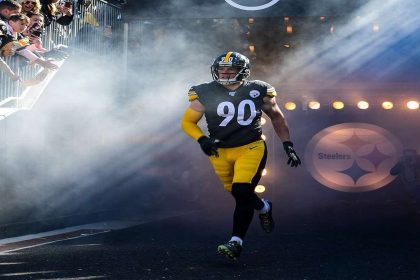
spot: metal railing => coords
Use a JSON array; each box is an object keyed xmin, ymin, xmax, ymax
[{"xmin": 0, "ymin": 0, "xmax": 122, "ymax": 106}]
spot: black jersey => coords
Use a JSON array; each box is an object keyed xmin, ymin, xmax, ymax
[
  {"xmin": 188, "ymin": 80, "xmax": 277, "ymax": 148},
  {"xmin": 0, "ymin": 20, "xmax": 6, "ymax": 35},
  {"xmin": 0, "ymin": 21, "xmax": 12, "ymax": 52}
]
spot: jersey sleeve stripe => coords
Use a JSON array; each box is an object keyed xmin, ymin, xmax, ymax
[{"xmin": 267, "ymin": 87, "xmax": 277, "ymax": 97}]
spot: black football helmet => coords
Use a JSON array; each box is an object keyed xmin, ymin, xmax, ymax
[{"xmin": 211, "ymin": 51, "xmax": 250, "ymax": 85}]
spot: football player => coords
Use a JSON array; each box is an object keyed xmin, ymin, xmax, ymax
[{"xmin": 181, "ymin": 51, "xmax": 301, "ymax": 261}]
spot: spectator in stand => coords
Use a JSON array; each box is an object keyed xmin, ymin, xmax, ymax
[
  {"xmin": 26, "ymin": 10, "xmax": 43, "ymax": 26},
  {"xmin": 21, "ymin": 12, "xmax": 46, "ymax": 52},
  {"xmin": 40, "ymin": 0, "xmax": 73, "ymax": 27},
  {"xmin": 0, "ymin": 19, "xmax": 20, "ymax": 81},
  {"xmin": 19, "ymin": 0, "xmax": 41, "ymax": 15},
  {"xmin": 23, "ymin": 11, "xmax": 69, "ymax": 61},
  {"xmin": 7, "ymin": 13, "xmax": 57, "ymax": 69},
  {"xmin": 6, "ymin": 13, "xmax": 31, "ymax": 42},
  {"xmin": 0, "ymin": 0, "xmax": 21, "ymax": 21}
]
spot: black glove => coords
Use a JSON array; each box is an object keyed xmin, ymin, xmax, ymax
[
  {"xmin": 197, "ymin": 136, "xmax": 220, "ymax": 157},
  {"xmin": 283, "ymin": 141, "xmax": 301, "ymax": 167}
]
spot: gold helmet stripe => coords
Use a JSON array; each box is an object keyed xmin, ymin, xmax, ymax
[{"xmin": 223, "ymin": 51, "xmax": 233, "ymax": 63}]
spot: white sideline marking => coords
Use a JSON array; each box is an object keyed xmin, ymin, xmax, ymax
[{"xmin": 0, "ymin": 211, "xmax": 195, "ymax": 254}]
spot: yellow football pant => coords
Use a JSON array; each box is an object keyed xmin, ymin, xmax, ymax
[{"xmin": 209, "ymin": 140, "xmax": 267, "ymax": 192}]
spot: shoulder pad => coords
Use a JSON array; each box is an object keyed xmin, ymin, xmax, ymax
[
  {"xmin": 250, "ymin": 80, "xmax": 277, "ymax": 97},
  {"xmin": 188, "ymin": 87, "xmax": 198, "ymax": 102}
]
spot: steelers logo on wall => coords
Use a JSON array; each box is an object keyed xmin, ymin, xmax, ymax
[
  {"xmin": 224, "ymin": 0, "xmax": 280, "ymax": 11},
  {"xmin": 304, "ymin": 123, "xmax": 401, "ymax": 192}
]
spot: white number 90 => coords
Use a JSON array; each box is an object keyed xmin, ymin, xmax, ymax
[{"xmin": 217, "ymin": 100, "xmax": 257, "ymax": 126}]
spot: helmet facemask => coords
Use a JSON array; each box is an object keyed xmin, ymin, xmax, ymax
[{"xmin": 212, "ymin": 66, "xmax": 249, "ymax": 85}]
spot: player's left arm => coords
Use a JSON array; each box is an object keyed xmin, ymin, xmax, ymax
[
  {"xmin": 262, "ymin": 96, "xmax": 290, "ymax": 142},
  {"xmin": 262, "ymin": 95, "xmax": 301, "ymax": 167}
]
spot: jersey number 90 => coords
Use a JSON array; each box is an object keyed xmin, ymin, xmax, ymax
[{"xmin": 217, "ymin": 100, "xmax": 257, "ymax": 127}]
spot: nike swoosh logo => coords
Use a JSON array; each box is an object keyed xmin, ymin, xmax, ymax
[{"xmin": 249, "ymin": 146, "xmax": 258, "ymax": 150}]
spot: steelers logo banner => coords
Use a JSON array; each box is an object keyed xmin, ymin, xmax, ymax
[{"xmin": 304, "ymin": 123, "xmax": 402, "ymax": 192}]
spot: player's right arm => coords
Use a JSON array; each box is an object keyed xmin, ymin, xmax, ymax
[
  {"xmin": 181, "ymin": 88, "xmax": 219, "ymax": 157},
  {"xmin": 181, "ymin": 95, "xmax": 219, "ymax": 157},
  {"xmin": 181, "ymin": 99, "xmax": 205, "ymax": 140}
]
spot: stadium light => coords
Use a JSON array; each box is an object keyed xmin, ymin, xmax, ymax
[
  {"xmin": 332, "ymin": 101, "xmax": 344, "ymax": 110},
  {"xmin": 255, "ymin": 185, "xmax": 266, "ymax": 193},
  {"xmin": 382, "ymin": 101, "xmax": 393, "ymax": 110},
  {"xmin": 357, "ymin": 101, "xmax": 369, "ymax": 109},
  {"xmin": 284, "ymin": 102, "xmax": 296, "ymax": 110},
  {"xmin": 308, "ymin": 101, "xmax": 321, "ymax": 110},
  {"xmin": 407, "ymin": 101, "xmax": 419, "ymax": 110}
]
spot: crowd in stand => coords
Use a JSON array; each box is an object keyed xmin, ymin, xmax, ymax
[{"xmin": 0, "ymin": 0, "xmax": 74, "ymax": 81}]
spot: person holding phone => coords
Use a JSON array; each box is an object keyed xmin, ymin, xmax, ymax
[
  {"xmin": 22, "ymin": 12, "xmax": 46, "ymax": 52},
  {"xmin": 6, "ymin": 13, "xmax": 57, "ymax": 70}
]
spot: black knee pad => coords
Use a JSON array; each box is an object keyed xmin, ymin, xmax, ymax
[{"xmin": 231, "ymin": 183, "xmax": 254, "ymax": 201}]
